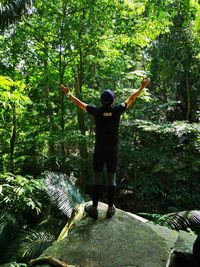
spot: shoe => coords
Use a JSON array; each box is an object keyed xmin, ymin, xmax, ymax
[
  {"xmin": 106, "ymin": 205, "xmax": 116, "ymax": 218},
  {"xmin": 84, "ymin": 205, "xmax": 98, "ymax": 219}
]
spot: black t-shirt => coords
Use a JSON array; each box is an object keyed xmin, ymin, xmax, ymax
[{"xmin": 86, "ymin": 103, "xmax": 127, "ymax": 150}]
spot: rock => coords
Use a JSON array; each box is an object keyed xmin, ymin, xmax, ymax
[
  {"xmin": 166, "ymin": 230, "xmax": 197, "ymax": 267},
  {"xmin": 36, "ymin": 202, "xmax": 197, "ymax": 267},
  {"xmin": 173, "ymin": 230, "xmax": 196, "ymax": 259},
  {"xmin": 193, "ymin": 233, "xmax": 200, "ymax": 266}
]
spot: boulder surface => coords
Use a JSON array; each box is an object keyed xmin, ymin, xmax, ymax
[{"xmin": 38, "ymin": 202, "xmax": 196, "ymax": 267}]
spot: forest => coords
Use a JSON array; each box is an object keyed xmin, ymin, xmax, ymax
[{"xmin": 0, "ymin": 0, "xmax": 200, "ymax": 265}]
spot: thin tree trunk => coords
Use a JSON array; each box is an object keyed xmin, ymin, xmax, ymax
[
  {"xmin": 186, "ymin": 72, "xmax": 191, "ymax": 122},
  {"xmin": 44, "ymin": 58, "xmax": 57, "ymax": 170},
  {"xmin": 59, "ymin": 42, "xmax": 66, "ymax": 173},
  {"xmin": 58, "ymin": 1, "xmax": 71, "ymax": 173},
  {"xmin": 10, "ymin": 103, "xmax": 16, "ymax": 173},
  {"xmin": 74, "ymin": 50, "xmax": 89, "ymax": 189}
]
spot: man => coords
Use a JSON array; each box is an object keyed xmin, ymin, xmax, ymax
[{"xmin": 61, "ymin": 78, "xmax": 150, "ymax": 219}]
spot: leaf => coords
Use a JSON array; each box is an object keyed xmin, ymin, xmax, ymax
[
  {"xmin": 44, "ymin": 172, "xmax": 86, "ymax": 218},
  {"xmin": 139, "ymin": 210, "xmax": 200, "ymax": 231},
  {"xmin": 7, "ymin": 229, "xmax": 55, "ymax": 262},
  {"xmin": 158, "ymin": 210, "xmax": 200, "ymax": 230}
]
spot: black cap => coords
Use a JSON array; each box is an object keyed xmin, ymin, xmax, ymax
[{"xmin": 101, "ymin": 89, "xmax": 115, "ymax": 105}]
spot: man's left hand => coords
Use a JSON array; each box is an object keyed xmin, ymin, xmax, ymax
[
  {"xmin": 141, "ymin": 78, "xmax": 150, "ymax": 89},
  {"xmin": 61, "ymin": 84, "xmax": 70, "ymax": 94}
]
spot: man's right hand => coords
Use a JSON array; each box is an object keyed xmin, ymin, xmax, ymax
[{"xmin": 61, "ymin": 84, "xmax": 70, "ymax": 94}]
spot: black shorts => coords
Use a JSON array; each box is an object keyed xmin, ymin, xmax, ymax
[{"xmin": 93, "ymin": 147, "xmax": 118, "ymax": 173}]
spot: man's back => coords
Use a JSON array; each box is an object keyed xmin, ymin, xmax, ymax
[{"xmin": 87, "ymin": 104, "xmax": 126, "ymax": 148}]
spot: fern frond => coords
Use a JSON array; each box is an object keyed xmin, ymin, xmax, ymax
[
  {"xmin": 44, "ymin": 172, "xmax": 86, "ymax": 218},
  {"xmin": 139, "ymin": 210, "xmax": 200, "ymax": 230},
  {"xmin": 0, "ymin": 212, "xmax": 21, "ymax": 263},
  {"xmin": 7, "ymin": 228, "xmax": 55, "ymax": 262},
  {"xmin": 157, "ymin": 210, "xmax": 200, "ymax": 230}
]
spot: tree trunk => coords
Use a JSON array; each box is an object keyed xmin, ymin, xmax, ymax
[
  {"xmin": 74, "ymin": 51, "xmax": 89, "ymax": 189},
  {"xmin": 58, "ymin": 45, "xmax": 66, "ymax": 173},
  {"xmin": 44, "ymin": 58, "xmax": 57, "ymax": 170},
  {"xmin": 10, "ymin": 103, "xmax": 16, "ymax": 173},
  {"xmin": 59, "ymin": 0, "xmax": 69, "ymax": 173},
  {"xmin": 186, "ymin": 72, "xmax": 191, "ymax": 122}
]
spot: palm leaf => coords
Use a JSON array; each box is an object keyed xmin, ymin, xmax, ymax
[
  {"xmin": 0, "ymin": 212, "xmax": 20, "ymax": 263},
  {"xmin": 4, "ymin": 216, "xmax": 64, "ymax": 263},
  {"xmin": 44, "ymin": 172, "xmax": 86, "ymax": 218},
  {"xmin": 37, "ymin": 216, "xmax": 66, "ymax": 236},
  {"xmin": 139, "ymin": 210, "xmax": 200, "ymax": 230},
  {"xmin": 158, "ymin": 210, "xmax": 200, "ymax": 230},
  {"xmin": 0, "ymin": 0, "xmax": 34, "ymax": 31},
  {"xmin": 6, "ymin": 228, "xmax": 55, "ymax": 263}
]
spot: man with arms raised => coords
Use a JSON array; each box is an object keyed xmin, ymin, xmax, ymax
[{"xmin": 61, "ymin": 78, "xmax": 150, "ymax": 219}]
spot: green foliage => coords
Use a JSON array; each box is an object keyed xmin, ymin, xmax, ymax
[
  {"xmin": 0, "ymin": 1, "xmax": 199, "ymax": 262},
  {"xmin": 0, "ymin": 0, "xmax": 199, "ymax": 177},
  {"xmin": 0, "ymin": 173, "xmax": 47, "ymax": 263},
  {"xmin": 1, "ymin": 263, "xmax": 27, "ymax": 267},
  {"xmin": 139, "ymin": 210, "xmax": 200, "ymax": 231},
  {"xmin": 148, "ymin": 0, "xmax": 200, "ymax": 121},
  {"xmin": 0, "ymin": 75, "xmax": 31, "ymax": 173},
  {"xmin": 0, "ymin": 212, "xmax": 20, "ymax": 262},
  {"xmin": 44, "ymin": 172, "xmax": 87, "ymax": 217},
  {"xmin": 0, "ymin": 0, "xmax": 199, "ymax": 252},
  {"xmin": 0, "ymin": 173, "xmax": 44, "ymax": 216},
  {"xmin": 6, "ymin": 228, "xmax": 55, "ymax": 263},
  {"xmin": 119, "ymin": 120, "xmax": 200, "ymax": 210},
  {"xmin": 0, "ymin": 75, "xmax": 30, "ymax": 119},
  {"xmin": 0, "ymin": 172, "xmax": 88, "ymax": 264},
  {"xmin": 0, "ymin": 0, "xmax": 33, "ymax": 31}
]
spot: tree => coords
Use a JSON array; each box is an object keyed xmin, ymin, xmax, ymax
[
  {"xmin": 148, "ymin": 0, "xmax": 200, "ymax": 122},
  {"xmin": 0, "ymin": 75, "xmax": 30, "ymax": 172}
]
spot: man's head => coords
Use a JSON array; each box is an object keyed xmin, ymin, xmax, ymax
[{"xmin": 101, "ymin": 89, "xmax": 115, "ymax": 105}]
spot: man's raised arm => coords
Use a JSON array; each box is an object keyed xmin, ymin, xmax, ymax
[
  {"xmin": 61, "ymin": 85, "xmax": 87, "ymax": 112},
  {"xmin": 124, "ymin": 78, "xmax": 150, "ymax": 108}
]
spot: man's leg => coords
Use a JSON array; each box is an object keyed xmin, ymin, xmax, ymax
[
  {"xmin": 85, "ymin": 149, "xmax": 104, "ymax": 218},
  {"xmin": 106, "ymin": 172, "xmax": 116, "ymax": 218},
  {"xmin": 92, "ymin": 172, "xmax": 102, "ymax": 208},
  {"xmin": 107, "ymin": 172, "xmax": 116, "ymax": 207},
  {"xmin": 85, "ymin": 172, "xmax": 102, "ymax": 219},
  {"xmin": 106, "ymin": 148, "xmax": 118, "ymax": 218}
]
